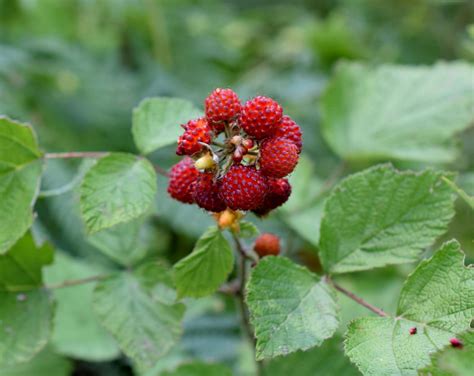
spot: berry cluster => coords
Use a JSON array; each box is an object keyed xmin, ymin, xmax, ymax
[{"xmin": 168, "ymin": 88, "xmax": 302, "ymax": 216}]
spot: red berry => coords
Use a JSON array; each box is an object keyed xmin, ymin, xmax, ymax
[
  {"xmin": 450, "ymin": 338, "xmax": 463, "ymax": 348},
  {"xmin": 219, "ymin": 165, "xmax": 268, "ymax": 210},
  {"xmin": 167, "ymin": 157, "xmax": 199, "ymax": 204},
  {"xmin": 409, "ymin": 327, "xmax": 417, "ymax": 335},
  {"xmin": 253, "ymin": 178, "xmax": 291, "ymax": 216},
  {"xmin": 205, "ymin": 88, "xmax": 241, "ymax": 132},
  {"xmin": 240, "ymin": 96, "xmax": 283, "ymax": 139},
  {"xmin": 254, "ymin": 233, "xmax": 280, "ymax": 257},
  {"xmin": 274, "ymin": 115, "xmax": 302, "ymax": 153},
  {"xmin": 259, "ymin": 137, "xmax": 299, "ymax": 178},
  {"xmin": 192, "ymin": 172, "xmax": 227, "ymax": 212},
  {"xmin": 176, "ymin": 118, "xmax": 211, "ymax": 156}
]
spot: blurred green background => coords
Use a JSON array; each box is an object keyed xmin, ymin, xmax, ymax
[{"xmin": 0, "ymin": 0, "xmax": 473, "ymax": 375}]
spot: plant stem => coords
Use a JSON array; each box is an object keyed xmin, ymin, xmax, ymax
[
  {"xmin": 327, "ymin": 277, "xmax": 388, "ymax": 317},
  {"xmin": 154, "ymin": 164, "xmax": 169, "ymax": 177},
  {"xmin": 44, "ymin": 275, "xmax": 107, "ymax": 290},
  {"xmin": 44, "ymin": 152, "xmax": 109, "ymax": 159},
  {"xmin": 231, "ymin": 232, "xmax": 258, "ymax": 263}
]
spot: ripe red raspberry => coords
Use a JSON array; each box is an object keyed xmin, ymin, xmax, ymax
[
  {"xmin": 239, "ymin": 96, "xmax": 283, "ymax": 139},
  {"xmin": 192, "ymin": 172, "xmax": 227, "ymax": 212},
  {"xmin": 176, "ymin": 118, "xmax": 211, "ymax": 156},
  {"xmin": 167, "ymin": 157, "xmax": 199, "ymax": 204},
  {"xmin": 253, "ymin": 178, "xmax": 291, "ymax": 216},
  {"xmin": 219, "ymin": 165, "xmax": 268, "ymax": 211},
  {"xmin": 205, "ymin": 88, "xmax": 241, "ymax": 132},
  {"xmin": 274, "ymin": 115, "xmax": 302, "ymax": 153},
  {"xmin": 254, "ymin": 233, "xmax": 280, "ymax": 257},
  {"xmin": 259, "ymin": 137, "xmax": 299, "ymax": 178}
]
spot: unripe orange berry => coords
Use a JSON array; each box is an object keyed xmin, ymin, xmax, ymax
[{"xmin": 254, "ymin": 233, "xmax": 280, "ymax": 257}]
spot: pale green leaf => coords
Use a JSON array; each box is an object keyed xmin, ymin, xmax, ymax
[
  {"xmin": 281, "ymin": 155, "xmax": 325, "ymax": 246},
  {"xmin": 174, "ymin": 227, "xmax": 234, "ymax": 299},
  {"xmin": 132, "ymin": 97, "xmax": 202, "ymax": 154},
  {"xmin": 420, "ymin": 331, "xmax": 474, "ymax": 376},
  {"xmin": 44, "ymin": 253, "xmax": 120, "ymax": 362},
  {"xmin": 246, "ymin": 256, "xmax": 339, "ymax": 360},
  {"xmin": 0, "ymin": 347, "xmax": 72, "ymax": 376},
  {"xmin": 80, "ymin": 153, "xmax": 157, "ymax": 233},
  {"xmin": 0, "ymin": 232, "xmax": 53, "ymax": 291},
  {"xmin": 345, "ymin": 240, "xmax": 474, "ymax": 376},
  {"xmin": 161, "ymin": 362, "xmax": 232, "ymax": 376},
  {"xmin": 321, "ymin": 62, "xmax": 474, "ymax": 163},
  {"xmin": 264, "ymin": 335, "xmax": 359, "ymax": 376},
  {"xmin": 0, "ymin": 117, "xmax": 43, "ymax": 254},
  {"xmin": 0, "ymin": 290, "xmax": 54, "ymax": 366},
  {"xmin": 87, "ymin": 217, "xmax": 148, "ymax": 266},
  {"xmin": 319, "ymin": 165, "xmax": 455, "ymax": 273},
  {"xmin": 93, "ymin": 262, "xmax": 185, "ymax": 371}
]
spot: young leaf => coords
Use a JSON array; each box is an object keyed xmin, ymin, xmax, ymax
[
  {"xmin": 44, "ymin": 253, "xmax": 120, "ymax": 362},
  {"xmin": 344, "ymin": 240, "xmax": 473, "ymax": 376},
  {"xmin": 0, "ymin": 117, "xmax": 43, "ymax": 254},
  {"xmin": 161, "ymin": 362, "xmax": 233, "ymax": 376},
  {"xmin": 320, "ymin": 62, "xmax": 474, "ymax": 163},
  {"xmin": 0, "ymin": 232, "xmax": 53, "ymax": 291},
  {"xmin": 238, "ymin": 221, "xmax": 260, "ymax": 239},
  {"xmin": 319, "ymin": 165, "xmax": 455, "ymax": 273},
  {"xmin": 174, "ymin": 227, "xmax": 234, "ymax": 298},
  {"xmin": 246, "ymin": 257, "xmax": 339, "ymax": 360},
  {"xmin": 0, "ymin": 290, "xmax": 54, "ymax": 367},
  {"xmin": 80, "ymin": 153, "xmax": 157, "ymax": 234},
  {"xmin": 132, "ymin": 97, "xmax": 202, "ymax": 154},
  {"xmin": 0, "ymin": 347, "xmax": 72, "ymax": 376},
  {"xmin": 93, "ymin": 262, "xmax": 185, "ymax": 371}
]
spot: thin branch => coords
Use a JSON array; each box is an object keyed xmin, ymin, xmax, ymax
[
  {"xmin": 327, "ymin": 277, "xmax": 388, "ymax": 317},
  {"xmin": 218, "ymin": 279, "xmax": 240, "ymax": 295},
  {"xmin": 44, "ymin": 275, "xmax": 107, "ymax": 290},
  {"xmin": 154, "ymin": 164, "xmax": 169, "ymax": 177},
  {"xmin": 231, "ymin": 232, "xmax": 258, "ymax": 263},
  {"xmin": 44, "ymin": 152, "xmax": 109, "ymax": 159}
]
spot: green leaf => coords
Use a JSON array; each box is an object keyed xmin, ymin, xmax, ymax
[
  {"xmin": 0, "ymin": 117, "xmax": 43, "ymax": 254},
  {"xmin": 44, "ymin": 253, "xmax": 120, "ymax": 362},
  {"xmin": 246, "ymin": 256, "xmax": 339, "ymax": 360},
  {"xmin": 80, "ymin": 153, "xmax": 157, "ymax": 234},
  {"xmin": 87, "ymin": 217, "xmax": 148, "ymax": 266},
  {"xmin": 0, "ymin": 233, "xmax": 53, "ymax": 291},
  {"xmin": 280, "ymin": 155, "xmax": 325, "ymax": 246},
  {"xmin": 239, "ymin": 221, "xmax": 260, "ymax": 239},
  {"xmin": 345, "ymin": 240, "xmax": 474, "ymax": 376},
  {"xmin": 442, "ymin": 176, "xmax": 474, "ymax": 210},
  {"xmin": 0, "ymin": 347, "xmax": 72, "ymax": 376},
  {"xmin": 132, "ymin": 97, "xmax": 202, "ymax": 154},
  {"xmin": 174, "ymin": 227, "xmax": 234, "ymax": 299},
  {"xmin": 264, "ymin": 335, "xmax": 359, "ymax": 376},
  {"xmin": 161, "ymin": 362, "xmax": 233, "ymax": 376},
  {"xmin": 93, "ymin": 262, "xmax": 185, "ymax": 371},
  {"xmin": 319, "ymin": 165, "xmax": 455, "ymax": 273},
  {"xmin": 0, "ymin": 290, "xmax": 54, "ymax": 366},
  {"xmin": 321, "ymin": 62, "xmax": 474, "ymax": 163},
  {"xmin": 420, "ymin": 331, "xmax": 474, "ymax": 376}
]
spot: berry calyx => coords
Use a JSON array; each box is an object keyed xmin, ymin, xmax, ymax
[
  {"xmin": 254, "ymin": 233, "xmax": 280, "ymax": 257},
  {"xmin": 167, "ymin": 157, "xmax": 199, "ymax": 204},
  {"xmin": 219, "ymin": 165, "xmax": 268, "ymax": 210},
  {"xmin": 253, "ymin": 178, "xmax": 291, "ymax": 216},
  {"xmin": 176, "ymin": 118, "xmax": 212, "ymax": 156},
  {"xmin": 259, "ymin": 137, "xmax": 299, "ymax": 178},
  {"xmin": 194, "ymin": 153, "xmax": 216, "ymax": 170},
  {"xmin": 192, "ymin": 172, "xmax": 227, "ymax": 212},
  {"xmin": 240, "ymin": 96, "xmax": 283, "ymax": 139},
  {"xmin": 205, "ymin": 88, "xmax": 241, "ymax": 132},
  {"xmin": 274, "ymin": 115, "xmax": 302, "ymax": 153}
]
